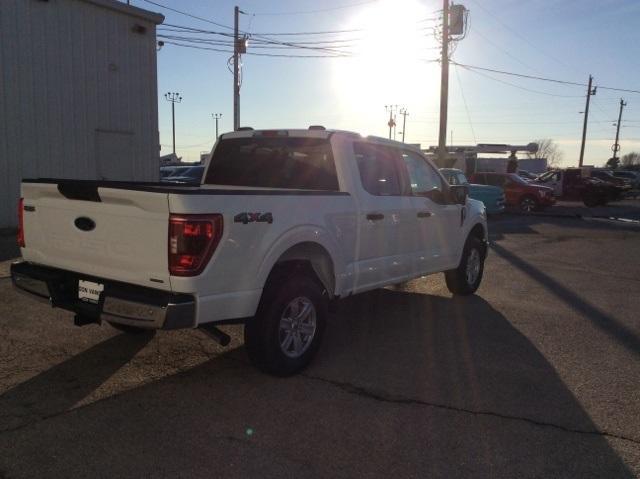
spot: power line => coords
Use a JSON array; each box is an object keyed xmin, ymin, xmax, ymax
[
  {"xmin": 454, "ymin": 62, "xmax": 640, "ymax": 95},
  {"xmin": 454, "ymin": 65, "xmax": 477, "ymax": 143},
  {"xmin": 452, "ymin": 61, "xmax": 585, "ymax": 87},
  {"xmin": 159, "ymin": 35, "xmax": 361, "ymax": 51},
  {"xmin": 141, "ymin": 0, "xmax": 234, "ymax": 31},
  {"xmin": 160, "ymin": 24, "xmax": 362, "ymax": 44},
  {"xmin": 162, "ymin": 41, "xmax": 350, "ymax": 58},
  {"xmin": 470, "ymin": 26, "xmax": 541, "ymax": 75},
  {"xmin": 160, "ymin": 24, "xmax": 234, "ymax": 37},
  {"xmin": 458, "ymin": 64, "xmax": 584, "ymax": 98},
  {"xmin": 248, "ymin": 0, "xmax": 378, "ymax": 16},
  {"xmin": 465, "ymin": 0, "xmax": 580, "ymax": 74},
  {"xmin": 146, "ymin": 0, "xmax": 362, "ymax": 38}
]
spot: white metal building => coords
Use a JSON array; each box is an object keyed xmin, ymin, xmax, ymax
[{"xmin": 0, "ymin": 0, "xmax": 164, "ymax": 228}]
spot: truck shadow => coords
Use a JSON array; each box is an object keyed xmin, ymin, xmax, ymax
[
  {"xmin": 490, "ymin": 242, "xmax": 640, "ymax": 359},
  {"xmin": 0, "ymin": 332, "xmax": 153, "ymax": 433},
  {"xmin": 0, "ymin": 291, "xmax": 633, "ymax": 477}
]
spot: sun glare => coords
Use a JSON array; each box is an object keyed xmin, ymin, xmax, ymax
[{"xmin": 332, "ymin": 0, "xmax": 440, "ymax": 134}]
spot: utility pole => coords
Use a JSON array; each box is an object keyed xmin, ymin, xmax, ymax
[
  {"xmin": 578, "ymin": 75, "xmax": 596, "ymax": 167},
  {"xmin": 385, "ymin": 105, "xmax": 397, "ymax": 140},
  {"xmin": 612, "ymin": 98, "xmax": 627, "ymax": 161},
  {"xmin": 437, "ymin": 0, "xmax": 450, "ymax": 166},
  {"xmin": 164, "ymin": 92, "xmax": 182, "ymax": 155},
  {"xmin": 399, "ymin": 108, "xmax": 409, "ymax": 143},
  {"xmin": 212, "ymin": 113, "xmax": 222, "ymax": 139},
  {"xmin": 233, "ymin": 6, "xmax": 240, "ymax": 131}
]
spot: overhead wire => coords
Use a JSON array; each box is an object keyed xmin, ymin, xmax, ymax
[
  {"xmin": 456, "ymin": 64, "xmax": 584, "ymax": 98},
  {"xmin": 465, "ymin": 0, "xmax": 580, "ymax": 74},
  {"xmin": 453, "ymin": 62, "xmax": 640, "ymax": 95},
  {"xmin": 141, "ymin": 0, "xmax": 234, "ymax": 31},
  {"xmin": 453, "ymin": 65, "xmax": 477, "ymax": 143},
  {"xmin": 161, "ymin": 41, "xmax": 351, "ymax": 58},
  {"xmin": 247, "ymin": 0, "xmax": 379, "ymax": 16}
]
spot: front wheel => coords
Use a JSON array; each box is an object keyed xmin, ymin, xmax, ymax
[
  {"xmin": 244, "ymin": 273, "xmax": 327, "ymax": 376},
  {"xmin": 519, "ymin": 195, "xmax": 538, "ymax": 213},
  {"xmin": 445, "ymin": 236, "xmax": 485, "ymax": 295}
]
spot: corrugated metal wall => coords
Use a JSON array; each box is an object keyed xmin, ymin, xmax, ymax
[{"xmin": 0, "ymin": 0, "xmax": 162, "ymax": 228}]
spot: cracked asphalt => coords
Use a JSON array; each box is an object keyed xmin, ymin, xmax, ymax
[{"xmin": 0, "ymin": 213, "xmax": 639, "ymax": 478}]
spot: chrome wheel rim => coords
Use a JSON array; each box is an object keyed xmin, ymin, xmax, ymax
[
  {"xmin": 279, "ymin": 297, "xmax": 317, "ymax": 358},
  {"xmin": 466, "ymin": 248, "xmax": 481, "ymax": 286},
  {"xmin": 521, "ymin": 198, "xmax": 536, "ymax": 212}
]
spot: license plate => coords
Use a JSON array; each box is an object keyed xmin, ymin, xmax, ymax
[{"xmin": 78, "ymin": 279, "xmax": 104, "ymax": 304}]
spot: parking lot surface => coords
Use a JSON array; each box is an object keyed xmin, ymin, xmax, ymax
[{"xmin": 0, "ymin": 214, "xmax": 639, "ymax": 478}]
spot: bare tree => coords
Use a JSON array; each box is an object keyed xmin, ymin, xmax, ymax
[
  {"xmin": 621, "ymin": 152, "xmax": 640, "ymax": 167},
  {"xmin": 525, "ymin": 138, "xmax": 563, "ymax": 168}
]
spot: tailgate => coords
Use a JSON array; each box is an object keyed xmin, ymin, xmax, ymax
[{"xmin": 21, "ymin": 181, "xmax": 172, "ymax": 291}]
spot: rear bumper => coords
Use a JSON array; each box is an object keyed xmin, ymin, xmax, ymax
[{"xmin": 11, "ymin": 261, "xmax": 196, "ymax": 330}]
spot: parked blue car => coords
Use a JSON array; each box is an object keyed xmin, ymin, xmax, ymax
[{"xmin": 440, "ymin": 168, "xmax": 505, "ymax": 214}]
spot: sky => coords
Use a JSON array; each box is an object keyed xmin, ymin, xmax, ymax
[{"xmin": 136, "ymin": 0, "xmax": 640, "ymax": 165}]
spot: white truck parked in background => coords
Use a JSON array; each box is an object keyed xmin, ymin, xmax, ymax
[{"xmin": 12, "ymin": 128, "xmax": 488, "ymax": 375}]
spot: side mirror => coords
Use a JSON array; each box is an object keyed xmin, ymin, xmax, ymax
[{"xmin": 449, "ymin": 184, "xmax": 468, "ymax": 205}]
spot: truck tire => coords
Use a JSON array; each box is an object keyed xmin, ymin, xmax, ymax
[
  {"xmin": 445, "ymin": 236, "xmax": 485, "ymax": 296},
  {"xmin": 519, "ymin": 195, "xmax": 538, "ymax": 213},
  {"xmin": 244, "ymin": 273, "xmax": 328, "ymax": 376}
]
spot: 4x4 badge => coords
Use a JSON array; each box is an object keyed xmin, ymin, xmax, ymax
[{"xmin": 234, "ymin": 212, "xmax": 273, "ymax": 225}]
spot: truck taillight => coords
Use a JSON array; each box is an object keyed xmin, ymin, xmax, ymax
[
  {"xmin": 168, "ymin": 214, "xmax": 223, "ymax": 276},
  {"xmin": 17, "ymin": 198, "xmax": 25, "ymax": 248}
]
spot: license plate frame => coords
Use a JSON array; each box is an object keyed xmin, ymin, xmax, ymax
[{"xmin": 78, "ymin": 279, "xmax": 104, "ymax": 304}]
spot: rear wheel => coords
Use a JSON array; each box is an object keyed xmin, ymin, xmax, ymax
[
  {"xmin": 244, "ymin": 273, "xmax": 327, "ymax": 376},
  {"xmin": 519, "ymin": 195, "xmax": 538, "ymax": 213},
  {"xmin": 445, "ymin": 236, "xmax": 485, "ymax": 295}
]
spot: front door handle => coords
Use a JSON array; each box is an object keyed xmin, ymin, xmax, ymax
[
  {"xmin": 417, "ymin": 211, "xmax": 432, "ymax": 218},
  {"xmin": 366, "ymin": 213, "xmax": 385, "ymax": 221}
]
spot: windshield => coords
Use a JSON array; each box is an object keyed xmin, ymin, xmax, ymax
[
  {"xmin": 168, "ymin": 166, "xmax": 191, "ymax": 177},
  {"xmin": 182, "ymin": 166, "xmax": 204, "ymax": 178},
  {"xmin": 455, "ymin": 172, "xmax": 469, "ymax": 185},
  {"xmin": 507, "ymin": 173, "xmax": 528, "ymax": 185}
]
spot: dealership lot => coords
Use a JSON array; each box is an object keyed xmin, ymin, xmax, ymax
[{"xmin": 0, "ymin": 213, "xmax": 639, "ymax": 478}]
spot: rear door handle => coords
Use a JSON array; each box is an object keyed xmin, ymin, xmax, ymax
[
  {"xmin": 366, "ymin": 213, "xmax": 385, "ymax": 221},
  {"xmin": 417, "ymin": 211, "xmax": 432, "ymax": 218}
]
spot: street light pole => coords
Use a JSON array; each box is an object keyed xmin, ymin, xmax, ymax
[
  {"xmin": 212, "ymin": 113, "xmax": 222, "ymax": 139},
  {"xmin": 164, "ymin": 92, "xmax": 182, "ymax": 155}
]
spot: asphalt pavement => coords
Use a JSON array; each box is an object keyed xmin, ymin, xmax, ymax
[{"xmin": 0, "ymin": 213, "xmax": 639, "ymax": 478}]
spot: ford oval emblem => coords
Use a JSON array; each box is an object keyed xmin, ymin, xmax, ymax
[{"xmin": 74, "ymin": 217, "xmax": 96, "ymax": 232}]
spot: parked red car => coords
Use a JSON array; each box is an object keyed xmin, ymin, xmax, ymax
[{"xmin": 469, "ymin": 172, "xmax": 555, "ymax": 212}]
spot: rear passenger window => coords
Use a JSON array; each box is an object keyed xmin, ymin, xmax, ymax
[
  {"xmin": 354, "ymin": 143, "xmax": 402, "ymax": 196},
  {"xmin": 205, "ymin": 137, "xmax": 339, "ymax": 190}
]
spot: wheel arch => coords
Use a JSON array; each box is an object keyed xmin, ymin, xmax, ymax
[
  {"xmin": 271, "ymin": 242, "xmax": 336, "ymax": 296},
  {"xmin": 468, "ymin": 222, "xmax": 488, "ymax": 258},
  {"xmin": 257, "ymin": 229, "xmax": 341, "ymax": 298}
]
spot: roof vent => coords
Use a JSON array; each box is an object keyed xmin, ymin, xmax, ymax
[
  {"xmin": 308, "ymin": 125, "xmax": 326, "ymax": 130},
  {"xmin": 237, "ymin": 127, "xmax": 254, "ymax": 131}
]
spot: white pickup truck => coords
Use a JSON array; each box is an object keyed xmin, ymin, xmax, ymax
[{"xmin": 12, "ymin": 128, "xmax": 488, "ymax": 375}]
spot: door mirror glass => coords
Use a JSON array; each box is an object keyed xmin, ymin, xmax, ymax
[{"xmin": 449, "ymin": 185, "xmax": 468, "ymax": 205}]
